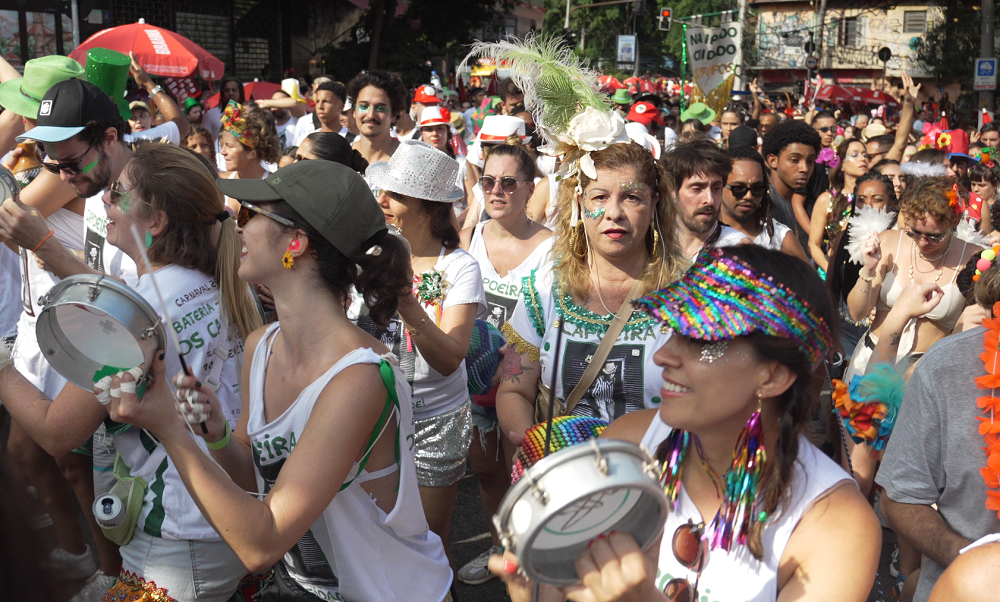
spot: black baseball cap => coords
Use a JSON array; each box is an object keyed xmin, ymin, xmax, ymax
[
  {"xmin": 17, "ymin": 78, "xmax": 120, "ymax": 144},
  {"xmin": 217, "ymin": 161, "xmax": 388, "ymax": 258},
  {"xmin": 728, "ymin": 125, "xmax": 758, "ymax": 150}
]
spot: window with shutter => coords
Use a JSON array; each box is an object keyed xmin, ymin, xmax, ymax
[{"xmin": 903, "ymin": 11, "xmax": 926, "ymax": 33}]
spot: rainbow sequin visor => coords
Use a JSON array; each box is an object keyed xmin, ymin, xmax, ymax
[{"xmin": 633, "ymin": 248, "xmax": 832, "ymax": 371}]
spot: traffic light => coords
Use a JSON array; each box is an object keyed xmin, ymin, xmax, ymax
[
  {"xmin": 659, "ymin": 7, "xmax": 672, "ymax": 31},
  {"xmin": 561, "ymin": 28, "xmax": 578, "ymax": 49}
]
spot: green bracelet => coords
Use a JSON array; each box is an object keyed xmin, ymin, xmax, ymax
[{"xmin": 206, "ymin": 421, "xmax": 231, "ymax": 450}]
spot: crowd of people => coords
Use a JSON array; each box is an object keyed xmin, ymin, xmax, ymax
[{"xmin": 0, "ymin": 38, "xmax": 998, "ymax": 602}]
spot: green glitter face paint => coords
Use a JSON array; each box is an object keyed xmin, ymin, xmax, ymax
[{"xmin": 583, "ymin": 206, "xmax": 605, "ymax": 219}]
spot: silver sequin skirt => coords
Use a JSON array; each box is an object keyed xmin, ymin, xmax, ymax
[{"xmin": 413, "ymin": 401, "xmax": 472, "ymax": 487}]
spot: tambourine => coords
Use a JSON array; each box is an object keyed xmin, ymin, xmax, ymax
[
  {"xmin": 35, "ymin": 274, "xmax": 166, "ymax": 391},
  {"xmin": 494, "ymin": 438, "xmax": 669, "ymax": 586},
  {"xmin": 0, "ymin": 164, "xmax": 18, "ymax": 202}
]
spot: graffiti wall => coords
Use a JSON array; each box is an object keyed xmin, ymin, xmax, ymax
[{"xmin": 755, "ymin": 4, "xmax": 941, "ymax": 78}]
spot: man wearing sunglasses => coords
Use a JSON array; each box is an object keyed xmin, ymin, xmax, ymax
[
  {"xmin": 2, "ymin": 79, "xmax": 138, "ymax": 287},
  {"xmin": 811, "ymin": 111, "xmax": 838, "ymax": 149}
]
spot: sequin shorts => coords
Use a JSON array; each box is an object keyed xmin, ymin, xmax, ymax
[{"xmin": 413, "ymin": 402, "xmax": 472, "ymax": 487}]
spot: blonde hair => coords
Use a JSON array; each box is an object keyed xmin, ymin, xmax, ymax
[
  {"xmin": 552, "ymin": 142, "xmax": 685, "ymax": 300},
  {"xmin": 128, "ymin": 145, "xmax": 262, "ymax": 342}
]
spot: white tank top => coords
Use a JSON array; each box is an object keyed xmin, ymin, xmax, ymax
[
  {"xmin": 543, "ymin": 172, "xmax": 560, "ymax": 230},
  {"xmin": 14, "ymin": 207, "xmax": 84, "ymax": 397},
  {"xmin": 245, "ymin": 323, "xmax": 452, "ymax": 602},
  {"xmin": 639, "ymin": 413, "xmax": 853, "ymax": 601},
  {"xmin": 467, "ymin": 220, "xmax": 553, "ymax": 330}
]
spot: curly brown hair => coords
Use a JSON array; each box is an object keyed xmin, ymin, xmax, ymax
[
  {"xmin": 228, "ymin": 103, "xmax": 281, "ymax": 164},
  {"xmin": 553, "ymin": 142, "xmax": 685, "ymax": 300},
  {"xmin": 899, "ymin": 176, "xmax": 963, "ymax": 230}
]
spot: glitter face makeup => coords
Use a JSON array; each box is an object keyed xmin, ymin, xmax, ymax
[
  {"xmin": 635, "ymin": 248, "xmax": 832, "ymax": 371},
  {"xmin": 619, "ymin": 179, "xmax": 646, "ymax": 192},
  {"xmin": 583, "ymin": 205, "xmax": 606, "ymax": 219},
  {"xmin": 699, "ymin": 341, "xmax": 728, "ymax": 363}
]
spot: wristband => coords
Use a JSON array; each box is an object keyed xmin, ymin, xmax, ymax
[
  {"xmin": 858, "ymin": 270, "xmax": 876, "ymax": 283},
  {"xmin": 206, "ymin": 421, "xmax": 231, "ymax": 450},
  {"xmin": 32, "ymin": 229, "xmax": 54, "ymax": 253},
  {"xmin": 149, "ymin": 85, "xmax": 165, "ymax": 97},
  {"xmin": 406, "ymin": 315, "xmax": 429, "ymax": 337}
]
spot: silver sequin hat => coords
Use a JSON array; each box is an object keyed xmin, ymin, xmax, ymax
[{"xmin": 365, "ymin": 139, "xmax": 463, "ymax": 203}]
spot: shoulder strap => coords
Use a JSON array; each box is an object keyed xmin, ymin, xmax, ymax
[
  {"xmin": 339, "ymin": 359, "xmax": 400, "ymax": 492},
  {"xmin": 564, "ymin": 278, "xmax": 646, "ymax": 414}
]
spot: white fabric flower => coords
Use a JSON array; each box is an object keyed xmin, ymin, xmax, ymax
[{"xmin": 565, "ymin": 107, "xmax": 629, "ymax": 152}]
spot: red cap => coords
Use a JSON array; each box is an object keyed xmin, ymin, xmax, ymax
[
  {"xmin": 626, "ymin": 102, "xmax": 663, "ymax": 128},
  {"xmin": 413, "ymin": 85, "xmax": 441, "ymax": 105}
]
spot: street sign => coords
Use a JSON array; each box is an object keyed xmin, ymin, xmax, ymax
[
  {"xmin": 805, "ymin": 56, "xmax": 818, "ymax": 70},
  {"xmin": 617, "ymin": 35, "xmax": 636, "ymax": 64},
  {"xmin": 878, "ymin": 47, "xmax": 892, "ymax": 63},
  {"xmin": 976, "ymin": 58, "xmax": 998, "ymax": 91},
  {"xmin": 803, "ymin": 41, "xmax": 815, "ymax": 54}
]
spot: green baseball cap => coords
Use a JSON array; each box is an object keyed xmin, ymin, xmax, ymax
[
  {"xmin": 85, "ymin": 48, "xmax": 131, "ymax": 120},
  {"xmin": 216, "ymin": 161, "xmax": 388, "ymax": 258},
  {"xmin": 0, "ymin": 55, "xmax": 86, "ymax": 119}
]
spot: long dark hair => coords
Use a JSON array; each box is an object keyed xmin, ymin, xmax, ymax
[
  {"xmin": 826, "ymin": 138, "xmax": 865, "ymax": 226},
  {"xmin": 727, "ymin": 145, "xmax": 774, "ymax": 238},
  {"xmin": 656, "ymin": 245, "xmax": 835, "ymax": 561},
  {"xmin": 304, "ymin": 132, "xmax": 368, "ymax": 174}
]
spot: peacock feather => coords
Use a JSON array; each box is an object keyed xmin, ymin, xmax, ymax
[{"xmin": 460, "ymin": 34, "xmax": 610, "ymax": 143}]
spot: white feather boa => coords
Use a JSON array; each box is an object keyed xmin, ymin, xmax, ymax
[{"xmin": 846, "ymin": 206, "xmax": 896, "ymax": 264}]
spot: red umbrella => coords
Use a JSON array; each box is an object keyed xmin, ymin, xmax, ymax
[
  {"xmin": 69, "ymin": 18, "xmax": 224, "ymax": 80},
  {"xmin": 623, "ymin": 76, "xmax": 642, "ymax": 86},
  {"xmin": 597, "ymin": 75, "xmax": 624, "ymax": 92},
  {"xmin": 815, "ymin": 85, "xmax": 862, "ymax": 104},
  {"xmin": 854, "ymin": 88, "xmax": 899, "ymax": 108}
]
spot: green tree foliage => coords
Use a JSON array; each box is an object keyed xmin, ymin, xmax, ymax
[
  {"xmin": 543, "ymin": 0, "xmax": 732, "ymax": 75},
  {"xmin": 913, "ymin": 0, "xmax": 996, "ymax": 88},
  {"xmin": 322, "ymin": 0, "xmax": 514, "ymax": 85}
]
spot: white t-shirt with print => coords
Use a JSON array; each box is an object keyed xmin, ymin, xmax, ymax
[
  {"xmin": 467, "ymin": 221, "xmax": 552, "ymax": 331},
  {"xmin": 83, "ymin": 193, "xmax": 139, "ymax": 288},
  {"xmin": 349, "ymin": 248, "xmax": 486, "ymax": 420},
  {"xmin": 275, "ymin": 115, "xmax": 299, "ymax": 150},
  {"xmin": 753, "ymin": 220, "xmax": 793, "ymax": 252},
  {"xmin": 111, "ymin": 265, "xmax": 244, "ymax": 541},
  {"xmin": 502, "ymin": 267, "xmax": 671, "ymax": 423}
]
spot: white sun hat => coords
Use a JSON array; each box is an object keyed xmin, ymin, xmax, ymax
[
  {"xmin": 467, "ymin": 115, "xmax": 529, "ymax": 167},
  {"xmin": 417, "ymin": 106, "xmax": 453, "ymax": 129},
  {"xmin": 365, "ymin": 140, "xmax": 463, "ymax": 203}
]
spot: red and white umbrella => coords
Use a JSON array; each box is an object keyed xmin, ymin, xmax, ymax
[
  {"xmin": 814, "ymin": 85, "xmax": 862, "ymax": 104},
  {"xmin": 70, "ymin": 18, "xmax": 224, "ymax": 81},
  {"xmin": 204, "ymin": 81, "xmax": 282, "ymax": 109},
  {"xmin": 854, "ymin": 88, "xmax": 899, "ymax": 108}
]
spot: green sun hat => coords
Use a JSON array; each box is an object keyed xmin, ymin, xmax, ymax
[
  {"xmin": 183, "ymin": 96, "xmax": 204, "ymax": 115},
  {"xmin": 0, "ymin": 55, "xmax": 86, "ymax": 119},
  {"xmin": 85, "ymin": 48, "xmax": 132, "ymax": 120},
  {"xmin": 611, "ymin": 88, "xmax": 633, "ymax": 105},
  {"xmin": 680, "ymin": 102, "xmax": 717, "ymax": 125}
]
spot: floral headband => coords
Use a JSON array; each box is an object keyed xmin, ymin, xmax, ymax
[
  {"xmin": 978, "ymin": 147, "xmax": 1000, "ymax": 176},
  {"xmin": 633, "ymin": 248, "xmax": 832, "ymax": 371},
  {"xmin": 221, "ymin": 100, "xmax": 253, "ymax": 147},
  {"xmin": 817, "ymin": 147, "xmax": 840, "ymax": 169}
]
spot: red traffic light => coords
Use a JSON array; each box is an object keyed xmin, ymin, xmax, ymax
[{"xmin": 661, "ymin": 8, "xmax": 672, "ymax": 18}]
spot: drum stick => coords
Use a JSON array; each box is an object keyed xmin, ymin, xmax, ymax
[
  {"xmin": 129, "ymin": 225, "xmax": 208, "ymax": 434},
  {"xmin": 542, "ymin": 321, "xmax": 565, "ymax": 458}
]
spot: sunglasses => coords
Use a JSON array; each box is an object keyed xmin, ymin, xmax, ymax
[
  {"xmin": 237, "ymin": 202, "xmax": 295, "ymax": 229},
  {"xmin": 725, "ymin": 183, "xmax": 767, "ymax": 199},
  {"xmin": 662, "ymin": 521, "xmax": 707, "ymax": 602},
  {"xmin": 815, "ymin": 126, "xmax": 836, "ymax": 133},
  {"xmin": 905, "ymin": 229, "xmax": 948, "ymax": 244},
  {"xmin": 41, "ymin": 142, "xmax": 97, "ymax": 176},
  {"xmin": 479, "ymin": 175, "xmax": 528, "ymax": 195},
  {"xmin": 106, "ymin": 179, "xmax": 133, "ymax": 207}
]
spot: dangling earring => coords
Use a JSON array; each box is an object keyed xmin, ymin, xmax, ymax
[
  {"xmin": 710, "ymin": 392, "xmax": 767, "ymax": 551},
  {"xmin": 144, "ymin": 231, "xmax": 153, "ymax": 248},
  {"xmin": 569, "ymin": 199, "xmax": 586, "ymax": 258},
  {"xmin": 651, "ymin": 227, "xmax": 660, "ymax": 254},
  {"xmin": 283, "ymin": 240, "xmax": 300, "ymax": 269}
]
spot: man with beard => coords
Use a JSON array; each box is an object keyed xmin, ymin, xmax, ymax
[
  {"xmin": 203, "ymin": 76, "xmax": 243, "ymax": 141},
  {"xmin": 2, "ymin": 79, "xmax": 140, "ymax": 284},
  {"xmin": 720, "ymin": 146, "xmax": 808, "ymax": 260},
  {"xmin": 347, "ymin": 70, "xmax": 407, "ymax": 165},
  {"xmin": 662, "ymin": 140, "xmax": 749, "ymax": 259}
]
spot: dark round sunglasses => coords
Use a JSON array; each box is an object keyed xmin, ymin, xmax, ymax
[
  {"xmin": 725, "ymin": 183, "xmax": 768, "ymax": 199},
  {"xmin": 662, "ymin": 521, "xmax": 707, "ymax": 602}
]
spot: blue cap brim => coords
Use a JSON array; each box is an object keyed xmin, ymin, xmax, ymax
[
  {"xmin": 948, "ymin": 153, "xmax": 978, "ymax": 162},
  {"xmin": 17, "ymin": 125, "xmax": 85, "ymax": 144}
]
